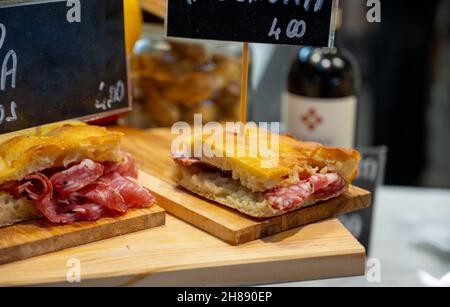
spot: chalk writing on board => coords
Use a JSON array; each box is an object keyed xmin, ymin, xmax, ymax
[
  {"xmin": 168, "ymin": 0, "xmax": 336, "ymax": 47},
  {"xmin": 95, "ymin": 80, "xmax": 126, "ymax": 111},
  {"xmin": 186, "ymin": 0, "xmax": 325, "ymax": 41},
  {"xmin": 269, "ymin": 18, "xmax": 307, "ymax": 41},
  {"xmin": 0, "ymin": 23, "xmax": 19, "ymax": 125},
  {"xmin": 0, "ymin": 0, "xmax": 129, "ymax": 133},
  {"xmin": 0, "ymin": 101, "xmax": 18, "ymax": 124}
]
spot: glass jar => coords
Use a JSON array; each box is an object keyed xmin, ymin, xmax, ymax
[{"xmin": 120, "ymin": 24, "xmax": 248, "ymax": 128}]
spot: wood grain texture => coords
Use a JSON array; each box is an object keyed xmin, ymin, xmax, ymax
[
  {"xmin": 0, "ymin": 215, "xmax": 365, "ymax": 287},
  {"xmin": 117, "ymin": 127, "xmax": 372, "ymax": 245},
  {"xmin": 0, "ymin": 201, "xmax": 165, "ymax": 265}
]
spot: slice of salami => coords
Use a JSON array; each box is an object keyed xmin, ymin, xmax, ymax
[
  {"xmin": 264, "ymin": 173, "xmax": 346, "ymax": 211},
  {"xmin": 264, "ymin": 181, "xmax": 313, "ymax": 211},
  {"xmin": 101, "ymin": 172, "xmax": 155, "ymax": 209},
  {"xmin": 0, "ymin": 153, "xmax": 155, "ymax": 224},
  {"xmin": 71, "ymin": 182, "xmax": 128, "ymax": 213},
  {"xmin": 51, "ymin": 159, "xmax": 104, "ymax": 198},
  {"xmin": 35, "ymin": 196, "xmax": 108, "ymax": 224},
  {"xmin": 309, "ymin": 173, "xmax": 340, "ymax": 192},
  {"xmin": 16, "ymin": 173, "xmax": 53, "ymax": 201},
  {"xmin": 64, "ymin": 203, "xmax": 108, "ymax": 222},
  {"xmin": 104, "ymin": 151, "xmax": 138, "ymax": 179},
  {"xmin": 314, "ymin": 175, "xmax": 346, "ymax": 198}
]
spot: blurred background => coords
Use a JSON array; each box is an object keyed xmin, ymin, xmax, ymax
[
  {"xmin": 254, "ymin": 0, "xmax": 450, "ymax": 189},
  {"xmin": 129, "ymin": 0, "xmax": 450, "ymax": 189}
]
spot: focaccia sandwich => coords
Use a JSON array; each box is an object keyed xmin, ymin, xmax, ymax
[
  {"xmin": 172, "ymin": 126, "xmax": 360, "ymax": 218},
  {"xmin": 0, "ymin": 122, "xmax": 155, "ymax": 227}
]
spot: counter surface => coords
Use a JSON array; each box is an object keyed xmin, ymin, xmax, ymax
[{"xmin": 285, "ymin": 186, "xmax": 450, "ymax": 287}]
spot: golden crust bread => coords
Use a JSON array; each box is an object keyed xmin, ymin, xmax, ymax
[
  {"xmin": 177, "ymin": 126, "xmax": 361, "ymax": 192},
  {"xmin": 0, "ymin": 122, "xmax": 124, "ymax": 184}
]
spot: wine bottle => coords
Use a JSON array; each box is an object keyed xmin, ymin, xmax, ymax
[{"xmin": 282, "ymin": 9, "xmax": 359, "ymax": 148}]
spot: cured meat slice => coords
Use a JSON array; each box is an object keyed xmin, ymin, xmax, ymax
[
  {"xmin": 264, "ymin": 180, "xmax": 313, "ymax": 211},
  {"xmin": 35, "ymin": 196, "xmax": 107, "ymax": 224},
  {"xmin": 16, "ymin": 173, "xmax": 53, "ymax": 201},
  {"xmin": 104, "ymin": 151, "xmax": 138, "ymax": 179},
  {"xmin": 101, "ymin": 172, "xmax": 155, "ymax": 208},
  {"xmin": 171, "ymin": 152, "xmax": 202, "ymax": 167},
  {"xmin": 264, "ymin": 173, "xmax": 346, "ymax": 211},
  {"xmin": 71, "ymin": 182, "xmax": 128, "ymax": 213},
  {"xmin": 0, "ymin": 152, "xmax": 155, "ymax": 224},
  {"xmin": 314, "ymin": 174, "xmax": 346, "ymax": 198},
  {"xmin": 51, "ymin": 159, "xmax": 104, "ymax": 198}
]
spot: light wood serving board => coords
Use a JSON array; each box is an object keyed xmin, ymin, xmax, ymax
[
  {"xmin": 0, "ymin": 214, "xmax": 365, "ymax": 287},
  {"xmin": 0, "ymin": 176, "xmax": 166, "ymax": 265},
  {"xmin": 117, "ymin": 127, "xmax": 372, "ymax": 245}
]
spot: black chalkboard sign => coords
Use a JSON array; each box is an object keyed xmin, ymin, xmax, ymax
[
  {"xmin": 167, "ymin": 0, "xmax": 338, "ymax": 47},
  {"xmin": 0, "ymin": 0, "xmax": 129, "ymax": 134},
  {"xmin": 340, "ymin": 147, "xmax": 388, "ymax": 255}
]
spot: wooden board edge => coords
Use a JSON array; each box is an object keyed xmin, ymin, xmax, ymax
[
  {"xmin": 233, "ymin": 189, "xmax": 371, "ymax": 245},
  {"xmin": 0, "ymin": 215, "xmax": 366, "ymax": 287},
  {"xmin": 0, "ymin": 207, "xmax": 166, "ymax": 266},
  {"xmin": 39, "ymin": 249, "xmax": 366, "ymax": 287},
  {"xmin": 144, "ymin": 163, "xmax": 371, "ymax": 245},
  {"xmin": 138, "ymin": 170, "xmax": 238, "ymax": 244},
  {"xmin": 124, "ymin": 253, "xmax": 367, "ymax": 287}
]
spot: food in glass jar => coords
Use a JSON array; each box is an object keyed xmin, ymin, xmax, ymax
[{"xmin": 126, "ymin": 39, "xmax": 242, "ymax": 128}]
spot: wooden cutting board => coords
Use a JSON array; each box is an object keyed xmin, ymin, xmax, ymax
[
  {"xmin": 0, "ymin": 128, "xmax": 366, "ymax": 286},
  {"xmin": 0, "ymin": 214, "xmax": 365, "ymax": 287},
  {"xmin": 117, "ymin": 127, "xmax": 372, "ymax": 245},
  {"xmin": 0, "ymin": 179, "xmax": 166, "ymax": 265}
]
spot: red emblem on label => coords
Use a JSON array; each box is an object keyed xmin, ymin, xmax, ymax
[{"xmin": 300, "ymin": 108, "xmax": 323, "ymax": 131}]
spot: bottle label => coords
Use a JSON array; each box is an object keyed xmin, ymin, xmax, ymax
[{"xmin": 282, "ymin": 93, "xmax": 357, "ymax": 148}]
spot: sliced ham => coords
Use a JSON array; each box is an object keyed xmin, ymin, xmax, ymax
[
  {"xmin": 264, "ymin": 173, "xmax": 346, "ymax": 211},
  {"xmin": 0, "ymin": 152, "xmax": 155, "ymax": 224}
]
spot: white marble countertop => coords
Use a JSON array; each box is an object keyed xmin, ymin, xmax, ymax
[{"xmin": 277, "ymin": 186, "xmax": 450, "ymax": 287}]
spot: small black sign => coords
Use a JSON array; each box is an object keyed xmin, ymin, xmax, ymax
[
  {"xmin": 166, "ymin": 0, "xmax": 338, "ymax": 47},
  {"xmin": 0, "ymin": 0, "xmax": 129, "ymax": 134},
  {"xmin": 339, "ymin": 147, "xmax": 388, "ymax": 254}
]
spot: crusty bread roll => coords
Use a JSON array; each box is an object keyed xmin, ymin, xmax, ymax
[{"xmin": 0, "ymin": 121, "xmax": 124, "ymax": 227}]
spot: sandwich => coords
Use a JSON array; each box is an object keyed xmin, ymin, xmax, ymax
[
  {"xmin": 0, "ymin": 122, "xmax": 155, "ymax": 227},
  {"xmin": 172, "ymin": 126, "xmax": 360, "ymax": 218}
]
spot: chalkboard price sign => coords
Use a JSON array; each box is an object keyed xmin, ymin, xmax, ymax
[
  {"xmin": 0, "ymin": 0, "xmax": 129, "ymax": 134},
  {"xmin": 167, "ymin": 0, "xmax": 339, "ymax": 47}
]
